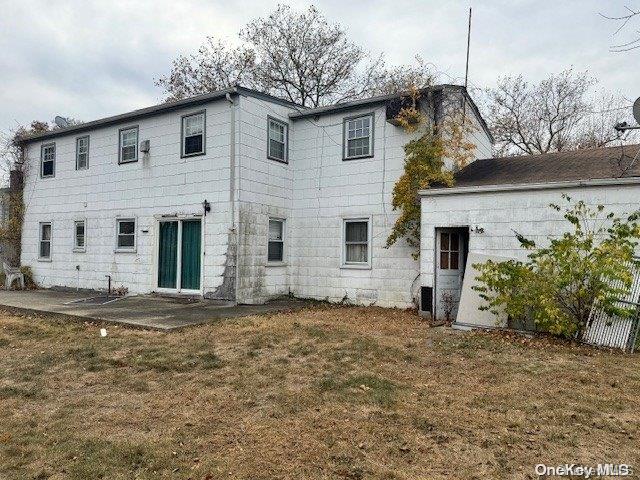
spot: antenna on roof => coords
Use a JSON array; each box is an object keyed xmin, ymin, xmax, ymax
[
  {"xmin": 614, "ymin": 97, "xmax": 640, "ymax": 132},
  {"xmin": 464, "ymin": 7, "xmax": 472, "ymax": 90},
  {"xmin": 54, "ymin": 116, "xmax": 70, "ymax": 128}
]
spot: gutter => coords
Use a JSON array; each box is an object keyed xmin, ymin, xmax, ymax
[
  {"xmin": 18, "ymin": 85, "xmax": 302, "ymax": 144},
  {"xmin": 418, "ymin": 176, "xmax": 640, "ymax": 197}
]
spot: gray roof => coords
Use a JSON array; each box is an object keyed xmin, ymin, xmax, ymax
[
  {"xmin": 20, "ymin": 84, "xmax": 492, "ymax": 145},
  {"xmin": 289, "ymin": 84, "xmax": 493, "ymax": 143},
  {"xmin": 449, "ymin": 144, "xmax": 640, "ymax": 188},
  {"xmin": 20, "ymin": 86, "xmax": 303, "ymax": 144}
]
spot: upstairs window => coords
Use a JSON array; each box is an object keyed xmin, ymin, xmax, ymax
[
  {"xmin": 39, "ymin": 222, "xmax": 52, "ymax": 259},
  {"xmin": 343, "ymin": 114, "xmax": 374, "ymax": 160},
  {"xmin": 343, "ymin": 218, "xmax": 370, "ymax": 266},
  {"xmin": 267, "ymin": 117, "xmax": 288, "ymax": 163},
  {"xmin": 76, "ymin": 136, "xmax": 89, "ymax": 170},
  {"xmin": 182, "ymin": 112, "xmax": 205, "ymax": 157},
  {"xmin": 74, "ymin": 220, "xmax": 86, "ymax": 251},
  {"xmin": 268, "ymin": 219, "xmax": 285, "ymax": 262},
  {"xmin": 41, "ymin": 143, "xmax": 56, "ymax": 178},
  {"xmin": 119, "ymin": 127, "xmax": 138, "ymax": 164},
  {"xmin": 116, "ymin": 218, "xmax": 136, "ymax": 251}
]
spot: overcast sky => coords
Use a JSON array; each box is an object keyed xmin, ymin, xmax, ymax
[{"xmin": 1, "ymin": 0, "xmax": 638, "ymax": 134}]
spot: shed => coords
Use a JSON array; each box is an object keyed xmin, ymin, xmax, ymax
[{"xmin": 418, "ymin": 144, "xmax": 640, "ymax": 325}]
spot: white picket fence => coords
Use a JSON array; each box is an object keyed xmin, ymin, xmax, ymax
[{"xmin": 582, "ymin": 260, "xmax": 640, "ymax": 352}]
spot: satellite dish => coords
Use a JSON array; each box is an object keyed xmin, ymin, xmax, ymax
[
  {"xmin": 634, "ymin": 97, "xmax": 640, "ymax": 125},
  {"xmin": 54, "ymin": 116, "xmax": 69, "ymax": 128}
]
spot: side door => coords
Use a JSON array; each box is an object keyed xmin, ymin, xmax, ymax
[{"xmin": 435, "ymin": 229, "xmax": 466, "ymax": 321}]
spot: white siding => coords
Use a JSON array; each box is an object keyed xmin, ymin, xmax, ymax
[
  {"xmin": 21, "ymin": 101, "xmax": 235, "ymax": 295},
  {"xmin": 288, "ymin": 106, "xmax": 419, "ymax": 307},
  {"xmin": 20, "ymin": 89, "xmax": 492, "ymax": 308},
  {"xmin": 420, "ymin": 183, "xmax": 640, "ymax": 293},
  {"xmin": 236, "ymin": 94, "xmax": 296, "ymax": 303}
]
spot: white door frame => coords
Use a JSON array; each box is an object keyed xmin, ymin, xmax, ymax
[
  {"xmin": 153, "ymin": 214, "xmax": 204, "ymax": 295},
  {"xmin": 433, "ymin": 227, "xmax": 468, "ymax": 321}
]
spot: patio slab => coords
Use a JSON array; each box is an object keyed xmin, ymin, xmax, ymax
[{"xmin": 0, "ymin": 289, "xmax": 309, "ymax": 330}]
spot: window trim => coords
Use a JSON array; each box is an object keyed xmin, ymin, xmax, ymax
[
  {"xmin": 75, "ymin": 135, "xmax": 90, "ymax": 170},
  {"xmin": 180, "ymin": 110, "xmax": 206, "ymax": 158},
  {"xmin": 266, "ymin": 116, "xmax": 289, "ymax": 164},
  {"xmin": 73, "ymin": 219, "xmax": 86, "ymax": 252},
  {"xmin": 438, "ymin": 231, "xmax": 461, "ymax": 270},
  {"xmin": 40, "ymin": 142, "xmax": 56, "ymax": 178},
  {"xmin": 118, "ymin": 126, "xmax": 139, "ymax": 164},
  {"xmin": 342, "ymin": 113, "xmax": 375, "ymax": 161},
  {"xmin": 341, "ymin": 216, "xmax": 372, "ymax": 269},
  {"xmin": 267, "ymin": 217, "xmax": 286, "ymax": 265},
  {"xmin": 115, "ymin": 217, "xmax": 137, "ymax": 252},
  {"xmin": 38, "ymin": 221, "xmax": 52, "ymax": 261}
]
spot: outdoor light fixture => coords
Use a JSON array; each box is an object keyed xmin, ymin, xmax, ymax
[{"xmin": 202, "ymin": 199, "xmax": 211, "ymax": 216}]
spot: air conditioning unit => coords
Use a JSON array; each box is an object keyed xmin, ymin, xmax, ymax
[{"xmin": 140, "ymin": 139, "xmax": 150, "ymax": 153}]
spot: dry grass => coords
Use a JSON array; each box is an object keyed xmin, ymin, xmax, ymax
[{"xmin": 0, "ymin": 305, "xmax": 639, "ymax": 480}]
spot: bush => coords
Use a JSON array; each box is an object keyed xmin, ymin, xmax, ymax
[{"xmin": 473, "ymin": 195, "xmax": 640, "ymax": 338}]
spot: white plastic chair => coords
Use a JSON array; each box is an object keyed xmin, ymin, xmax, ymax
[{"xmin": 3, "ymin": 262, "xmax": 24, "ymax": 290}]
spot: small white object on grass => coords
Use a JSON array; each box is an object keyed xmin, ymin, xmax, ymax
[{"xmin": 100, "ymin": 328, "xmax": 107, "ymax": 337}]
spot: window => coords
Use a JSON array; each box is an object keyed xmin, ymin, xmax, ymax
[
  {"xmin": 39, "ymin": 222, "xmax": 51, "ymax": 259},
  {"xmin": 76, "ymin": 136, "xmax": 89, "ymax": 170},
  {"xmin": 119, "ymin": 127, "xmax": 138, "ymax": 164},
  {"xmin": 268, "ymin": 219, "xmax": 284, "ymax": 262},
  {"xmin": 343, "ymin": 219, "xmax": 370, "ymax": 266},
  {"xmin": 439, "ymin": 232, "xmax": 460, "ymax": 270},
  {"xmin": 116, "ymin": 219, "xmax": 136, "ymax": 250},
  {"xmin": 267, "ymin": 117, "xmax": 288, "ymax": 163},
  {"xmin": 343, "ymin": 114, "xmax": 374, "ymax": 160},
  {"xmin": 74, "ymin": 220, "xmax": 86, "ymax": 251},
  {"xmin": 40, "ymin": 143, "xmax": 55, "ymax": 178},
  {"xmin": 182, "ymin": 112, "xmax": 205, "ymax": 157}
]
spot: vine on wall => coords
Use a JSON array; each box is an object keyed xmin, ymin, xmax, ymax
[{"xmin": 386, "ymin": 88, "xmax": 477, "ymax": 258}]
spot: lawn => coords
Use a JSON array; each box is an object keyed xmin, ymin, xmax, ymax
[{"xmin": 1, "ymin": 305, "xmax": 639, "ymax": 480}]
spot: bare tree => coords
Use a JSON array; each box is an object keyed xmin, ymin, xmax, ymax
[
  {"xmin": 0, "ymin": 121, "xmax": 50, "ymax": 183},
  {"xmin": 157, "ymin": 5, "xmax": 435, "ymax": 107},
  {"xmin": 156, "ymin": 39, "xmax": 256, "ymax": 102},
  {"xmin": 365, "ymin": 56, "xmax": 435, "ymax": 97},
  {"xmin": 601, "ymin": 5, "xmax": 640, "ymax": 52},
  {"xmin": 484, "ymin": 70, "xmax": 635, "ymax": 156}
]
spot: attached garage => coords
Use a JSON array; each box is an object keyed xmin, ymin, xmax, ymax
[{"xmin": 418, "ymin": 144, "xmax": 640, "ymax": 324}]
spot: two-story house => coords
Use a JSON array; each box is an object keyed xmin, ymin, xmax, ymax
[{"xmin": 19, "ymin": 84, "xmax": 492, "ymax": 308}]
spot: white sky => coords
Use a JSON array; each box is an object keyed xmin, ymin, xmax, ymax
[{"xmin": 0, "ymin": 0, "xmax": 638, "ymax": 133}]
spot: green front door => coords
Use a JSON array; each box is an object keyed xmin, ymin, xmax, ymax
[
  {"xmin": 158, "ymin": 221, "xmax": 178, "ymax": 289},
  {"xmin": 157, "ymin": 219, "xmax": 201, "ymax": 291},
  {"xmin": 180, "ymin": 220, "xmax": 201, "ymax": 291}
]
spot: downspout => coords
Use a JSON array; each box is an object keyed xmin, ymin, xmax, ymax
[
  {"xmin": 226, "ymin": 92, "xmax": 239, "ymax": 304},
  {"xmin": 226, "ymin": 93, "xmax": 236, "ymax": 228}
]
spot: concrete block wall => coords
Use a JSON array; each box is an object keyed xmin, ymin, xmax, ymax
[
  {"xmin": 21, "ymin": 101, "xmax": 235, "ymax": 295},
  {"xmin": 235, "ymin": 95, "xmax": 296, "ymax": 303},
  {"xmin": 287, "ymin": 106, "xmax": 421, "ymax": 308},
  {"xmin": 420, "ymin": 184, "xmax": 640, "ymax": 290},
  {"xmin": 20, "ymin": 89, "xmax": 493, "ymax": 307}
]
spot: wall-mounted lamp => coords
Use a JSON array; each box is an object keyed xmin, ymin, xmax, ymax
[
  {"xmin": 472, "ymin": 225, "xmax": 485, "ymax": 234},
  {"xmin": 203, "ymin": 199, "xmax": 211, "ymax": 216}
]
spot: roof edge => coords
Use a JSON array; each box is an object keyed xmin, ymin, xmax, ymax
[
  {"xmin": 289, "ymin": 84, "xmax": 494, "ymax": 144},
  {"xmin": 419, "ymin": 176, "xmax": 640, "ymax": 197},
  {"xmin": 19, "ymin": 85, "xmax": 305, "ymax": 144}
]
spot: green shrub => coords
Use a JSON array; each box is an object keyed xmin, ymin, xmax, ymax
[{"xmin": 474, "ymin": 195, "xmax": 640, "ymax": 338}]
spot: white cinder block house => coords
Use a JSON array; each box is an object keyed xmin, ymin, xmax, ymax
[
  {"xmin": 419, "ymin": 144, "xmax": 640, "ymax": 322},
  {"xmin": 19, "ymin": 85, "xmax": 492, "ymax": 307}
]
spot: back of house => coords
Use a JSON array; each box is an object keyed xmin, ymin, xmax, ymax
[{"xmin": 19, "ymin": 85, "xmax": 492, "ymax": 308}]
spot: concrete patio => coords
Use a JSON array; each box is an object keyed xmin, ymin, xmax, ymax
[{"xmin": 0, "ymin": 289, "xmax": 309, "ymax": 330}]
